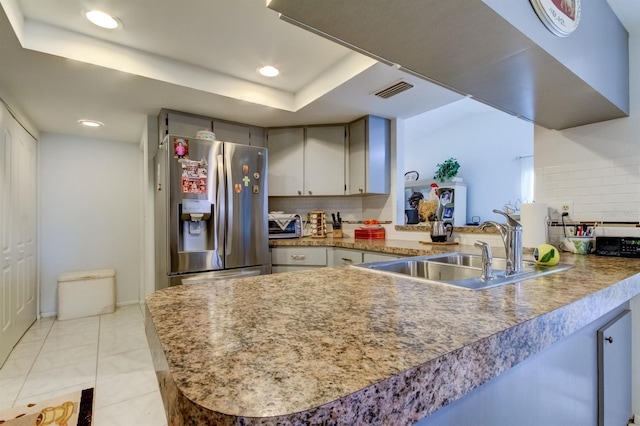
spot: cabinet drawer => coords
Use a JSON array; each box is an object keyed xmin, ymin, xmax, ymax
[
  {"xmin": 333, "ymin": 249, "xmax": 363, "ymax": 266},
  {"xmin": 363, "ymin": 252, "xmax": 399, "ymax": 263},
  {"xmin": 271, "ymin": 247, "xmax": 327, "ymax": 266},
  {"xmin": 272, "ymin": 265, "xmax": 325, "ymax": 274}
]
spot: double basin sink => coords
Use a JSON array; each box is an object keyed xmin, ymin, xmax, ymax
[{"xmin": 355, "ymin": 252, "xmax": 573, "ymax": 290}]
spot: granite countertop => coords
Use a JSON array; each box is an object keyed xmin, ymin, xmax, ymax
[{"xmin": 145, "ymin": 241, "xmax": 640, "ymax": 425}]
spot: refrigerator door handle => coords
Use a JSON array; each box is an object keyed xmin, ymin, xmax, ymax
[
  {"xmin": 215, "ymin": 153, "xmax": 225, "ymax": 268},
  {"xmin": 225, "ymin": 150, "xmax": 234, "ymax": 256}
]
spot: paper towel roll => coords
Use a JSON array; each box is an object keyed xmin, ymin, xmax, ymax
[{"xmin": 521, "ymin": 203, "xmax": 548, "ymax": 248}]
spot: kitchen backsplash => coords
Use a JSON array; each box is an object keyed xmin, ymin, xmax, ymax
[
  {"xmin": 269, "ymin": 194, "xmax": 394, "ymax": 223},
  {"xmin": 535, "ymin": 126, "xmax": 640, "ymax": 224}
]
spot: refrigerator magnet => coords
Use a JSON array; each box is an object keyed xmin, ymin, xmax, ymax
[
  {"xmin": 234, "ymin": 183, "xmax": 242, "ymax": 193},
  {"xmin": 242, "ymin": 164, "xmax": 249, "ymax": 174},
  {"xmin": 173, "ymin": 138, "xmax": 189, "ymax": 159},
  {"xmin": 252, "ymin": 185, "xmax": 259, "ymax": 194},
  {"xmin": 253, "ymin": 172, "xmax": 260, "ymax": 180},
  {"xmin": 242, "ymin": 176, "xmax": 250, "ymax": 187}
]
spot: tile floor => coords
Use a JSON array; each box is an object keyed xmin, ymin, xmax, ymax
[{"xmin": 0, "ymin": 305, "xmax": 167, "ymax": 426}]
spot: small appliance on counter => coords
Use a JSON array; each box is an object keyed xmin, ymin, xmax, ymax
[
  {"xmin": 268, "ymin": 213, "xmax": 302, "ymax": 239},
  {"xmin": 355, "ymin": 220, "xmax": 386, "ymax": 240},
  {"xmin": 596, "ymin": 236, "xmax": 640, "ymax": 258}
]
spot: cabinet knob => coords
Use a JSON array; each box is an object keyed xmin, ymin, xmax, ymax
[
  {"xmin": 308, "ymin": 190, "xmax": 312, "ymax": 195},
  {"xmin": 605, "ymin": 336, "xmax": 614, "ymax": 344},
  {"xmin": 298, "ymin": 190, "xmax": 302, "ymax": 195},
  {"xmin": 291, "ymin": 254, "xmax": 306, "ymax": 261},
  {"xmin": 359, "ymin": 188, "xmax": 363, "ymax": 193},
  {"xmin": 341, "ymin": 257, "xmax": 353, "ymax": 264}
]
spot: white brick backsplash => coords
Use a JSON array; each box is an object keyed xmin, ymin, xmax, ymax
[{"xmin": 538, "ymin": 152, "xmax": 640, "ymax": 223}]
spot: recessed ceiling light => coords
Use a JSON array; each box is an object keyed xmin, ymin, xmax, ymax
[
  {"xmin": 258, "ymin": 66, "xmax": 280, "ymax": 77},
  {"xmin": 78, "ymin": 119, "xmax": 104, "ymax": 128},
  {"xmin": 84, "ymin": 10, "xmax": 121, "ymax": 29}
]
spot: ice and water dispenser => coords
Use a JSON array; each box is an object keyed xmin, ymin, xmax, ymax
[{"xmin": 179, "ymin": 199, "xmax": 213, "ymax": 251}]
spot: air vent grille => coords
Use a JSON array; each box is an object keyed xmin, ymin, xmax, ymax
[{"xmin": 374, "ymin": 81, "xmax": 414, "ymax": 99}]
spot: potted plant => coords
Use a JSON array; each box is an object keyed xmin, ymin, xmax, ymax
[{"xmin": 433, "ymin": 157, "xmax": 460, "ymax": 183}]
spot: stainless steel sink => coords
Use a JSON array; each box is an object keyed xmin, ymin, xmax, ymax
[{"xmin": 354, "ymin": 252, "xmax": 573, "ymax": 290}]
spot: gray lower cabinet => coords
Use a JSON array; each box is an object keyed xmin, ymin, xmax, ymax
[
  {"xmin": 415, "ymin": 304, "xmax": 632, "ymax": 426},
  {"xmin": 332, "ymin": 249, "xmax": 364, "ymax": 266},
  {"xmin": 270, "ymin": 247, "xmax": 327, "ymax": 273},
  {"xmin": 363, "ymin": 252, "xmax": 399, "ymax": 263},
  {"xmin": 597, "ymin": 309, "xmax": 631, "ymax": 426}
]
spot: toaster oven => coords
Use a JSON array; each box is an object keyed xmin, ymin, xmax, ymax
[{"xmin": 268, "ymin": 213, "xmax": 302, "ymax": 239}]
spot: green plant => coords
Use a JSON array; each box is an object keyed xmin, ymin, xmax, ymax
[{"xmin": 433, "ymin": 157, "xmax": 460, "ymax": 182}]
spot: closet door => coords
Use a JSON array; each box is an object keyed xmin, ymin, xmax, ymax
[
  {"xmin": 13, "ymin": 120, "xmax": 37, "ymax": 333},
  {"xmin": 0, "ymin": 107, "xmax": 37, "ymax": 367}
]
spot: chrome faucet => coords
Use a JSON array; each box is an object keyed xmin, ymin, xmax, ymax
[
  {"xmin": 474, "ymin": 240, "xmax": 495, "ymax": 280},
  {"xmin": 479, "ymin": 209, "xmax": 523, "ymax": 276}
]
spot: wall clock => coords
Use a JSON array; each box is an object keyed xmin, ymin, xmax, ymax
[{"xmin": 530, "ymin": 0, "xmax": 581, "ymax": 37}]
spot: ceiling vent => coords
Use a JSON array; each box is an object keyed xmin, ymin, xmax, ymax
[{"xmin": 373, "ymin": 80, "xmax": 414, "ymax": 99}]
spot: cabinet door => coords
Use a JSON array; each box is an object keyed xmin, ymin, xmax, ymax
[
  {"xmin": 167, "ymin": 112, "xmax": 211, "ymax": 137},
  {"xmin": 598, "ymin": 309, "xmax": 631, "ymax": 426},
  {"xmin": 348, "ymin": 116, "xmax": 389, "ymax": 195},
  {"xmin": 305, "ymin": 126, "xmax": 345, "ymax": 196},
  {"xmin": 249, "ymin": 126, "xmax": 265, "ymax": 147},
  {"xmin": 267, "ymin": 128, "xmax": 304, "ymax": 196},
  {"xmin": 348, "ymin": 118, "xmax": 366, "ymax": 195},
  {"xmin": 213, "ymin": 120, "xmax": 251, "ymax": 145}
]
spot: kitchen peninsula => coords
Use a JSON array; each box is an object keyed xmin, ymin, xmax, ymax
[{"xmin": 145, "ymin": 239, "xmax": 640, "ymax": 425}]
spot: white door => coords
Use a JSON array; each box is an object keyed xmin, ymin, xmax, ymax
[
  {"xmin": 13, "ymin": 122, "xmax": 37, "ymax": 333},
  {"xmin": 304, "ymin": 126, "xmax": 345, "ymax": 196},
  {"xmin": 0, "ymin": 108, "xmax": 37, "ymax": 367},
  {"xmin": 0, "ymin": 108, "xmax": 15, "ymax": 366}
]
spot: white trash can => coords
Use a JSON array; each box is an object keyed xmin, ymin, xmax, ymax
[{"xmin": 57, "ymin": 268, "xmax": 116, "ymax": 320}]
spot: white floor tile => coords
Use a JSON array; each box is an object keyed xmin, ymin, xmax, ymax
[
  {"xmin": 93, "ymin": 390, "xmax": 167, "ymax": 426},
  {"xmin": 13, "ymin": 381, "xmax": 95, "ymax": 408},
  {"xmin": 3, "ymin": 307, "xmax": 166, "ymax": 425},
  {"xmin": 0, "ymin": 375, "xmax": 26, "ymax": 407},
  {"xmin": 17, "ymin": 324, "xmax": 52, "ymax": 344},
  {"xmin": 18, "ymin": 359, "xmax": 96, "ymax": 400},
  {"xmin": 98, "ymin": 333, "xmax": 149, "ymax": 358},
  {"xmin": 97, "ymin": 348, "xmax": 153, "ymax": 377},
  {"xmin": 49, "ymin": 316, "xmax": 99, "ymax": 337},
  {"xmin": 8, "ymin": 339, "xmax": 44, "ymax": 360},
  {"xmin": 0, "ymin": 354, "xmax": 35, "ymax": 380},
  {"xmin": 31, "ymin": 343, "xmax": 98, "ymax": 373},
  {"xmin": 99, "ymin": 321, "xmax": 145, "ymax": 341},
  {"xmin": 40, "ymin": 331, "xmax": 99, "ymax": 354},
  {"xmin": 95, "ymin": 368, "xmax": 159, "ymax": 409}
]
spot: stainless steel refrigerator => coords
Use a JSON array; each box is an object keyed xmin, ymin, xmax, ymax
[{"xmin": 154, "ymin": 134, "xmax": 269, "ymax": 288}]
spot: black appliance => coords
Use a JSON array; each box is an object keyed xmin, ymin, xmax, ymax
[{"xmin": 595, "ymin": 237, "xmax": 640, "ymax": 258}]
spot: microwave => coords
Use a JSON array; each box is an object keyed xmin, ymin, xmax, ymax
[{"xmin": 268, "ymin": 213, "xmax": 302, "ymax": 239}]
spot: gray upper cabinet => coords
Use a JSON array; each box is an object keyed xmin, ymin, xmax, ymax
[
  {"xmin": 213, "ymin": 120, "xmax": 265, "ymax": 146},
  {"xmin": 164, "ymin": 111, "xmax": 211, "ymax": 138},
  {"xmin": 305, "ymin": 125, "xmax": 346, "ymax": 196},
  {"xmin": 348, "ymin": 115, "xmax": 389, "ymax": 195},
  {"xmin": 159, "ymin": 110, "xmax": 265, "ymax": 147},
  {"xmin": 267, "ymin": 128, "xmax": 305, "ymax": 196}
]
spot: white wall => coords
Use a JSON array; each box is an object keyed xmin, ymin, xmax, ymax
[
  {"xmin": 404, "ymin": 99, "xmax": 534, "ymax": 223},
  {"xmin": 38, "ymin": 133, "xmax": 141, "ymax": 315},
  {"xmin": 534, "ymin": 32, "xmax": 640, "ymax": 414}
]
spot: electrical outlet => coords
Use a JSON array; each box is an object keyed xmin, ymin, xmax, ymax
[{"xmin": 561, "ymin": 202, "xmax": 573, "ymax": 218}]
